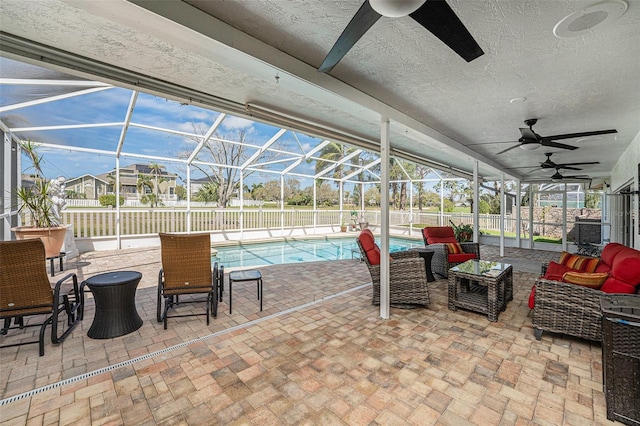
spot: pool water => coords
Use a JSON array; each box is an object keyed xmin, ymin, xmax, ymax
[{"xmin": 212, "ymin": 236, "xmax": 423, "ymax": 268}]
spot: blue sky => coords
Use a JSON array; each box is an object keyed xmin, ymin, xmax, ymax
[{"xmin": 3, "ymin": 57, "xmax": 456, "ymax": 194}]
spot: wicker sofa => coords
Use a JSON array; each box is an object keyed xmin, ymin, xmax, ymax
[
  {"xmin": 356, "ymin": 229, "xmax": 430, "ymax": 308},
  {"xmin": 422, "ymin": 226, "xmax": 479, "ymax": 278},
  {"xmin": 532, "ymin": 243, "xmax": 640, "ymax": 341}
]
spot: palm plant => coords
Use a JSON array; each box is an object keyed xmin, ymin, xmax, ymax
[{"xmin": 15, "ymin": 141, "xmax": 59, "ymax": 228}]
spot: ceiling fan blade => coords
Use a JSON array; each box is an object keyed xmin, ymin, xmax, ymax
[
  {"xmin": 519, "ymin": 127, "xmax": 538, "ymax": 140},
  {"xmin": 556, "ymin": 161, "xmax": 599, "ymax": 167},
  {"xmin": 410, "ymin": 0, "xmax": 483, "ymax": 62},
  {"xmin": 545, "ymin": 129, "xmax": 617, "ymax": 141},
  {"xmin": 467, "ymin": 140, "xmax": 518, "ymax": 146},
  {"xmin": 318, "ymin": 1, "xmax": 381, "ymax": 73},
  {"xmin": 559, "ymin": 166, "xmax": 582, "ymax": 171},
  {"xmin": 540, "ymin": 140, "xmax": 578, "ymax": 150},
  {"xmin": 496, "ymin": 144, "xmax": 520, "ymax": 155}
]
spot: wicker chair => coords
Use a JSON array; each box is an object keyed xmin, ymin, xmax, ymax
[
  {"xmin": 0, "ymin": 239, "xmax": 82, "ymax": 356},
  {"xmin": 158, "ymin": 233, "xmax": 221, "ymax": 329},
  {"xmin": 422, "ymin": 226, "xmax": 479, "ymax": 278},
  {"xmin": 356, "ymin": 230, "xmax": 430, "ymax": 308}
]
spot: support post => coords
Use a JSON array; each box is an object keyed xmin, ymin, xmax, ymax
[{"xmin": 380, "ymin": 116, "xmax": 390, "ymax": 319}]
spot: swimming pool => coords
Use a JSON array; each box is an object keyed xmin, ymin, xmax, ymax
[{"xmin": 212, "ymin": 236, "xmax": 423, "ymax": 268}]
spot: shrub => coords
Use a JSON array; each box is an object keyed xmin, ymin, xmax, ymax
[{"xmin": 99, "ymin": 194, "xmax": 124, "ymax": 207}]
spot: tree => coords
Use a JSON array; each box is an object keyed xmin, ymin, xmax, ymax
[
  {"xmin": 180, "ymin": 125, "xmax": 264, "ymax": 208},
  {"xmin": 136, "ymin": 173, "xmax": 154, "ymax": 205},
  {"xmin": 148, "ymin": 162, "xmax": 167, "ymax": 206},
  {"xmin": 364, "ymin": 185, "xmax": 381, "ymax": 207},
  {"xmin": 585, "ymin": 191, "xmax": 601, "ymax": 208},
  {"xmin": 413, "ymin": 165, "xmax": 431, "ymax": 211},
  {"xmin": 174, "ymin": 185, "xmax": 187, "ymax": 201}
]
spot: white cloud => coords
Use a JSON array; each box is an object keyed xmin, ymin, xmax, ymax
[{"xmin": 221, "ymin": 116, "xmax": 254, "ymax": 131}]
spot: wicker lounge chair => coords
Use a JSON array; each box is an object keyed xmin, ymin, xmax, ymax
[
  {"xmin": 356, "ymin": 229, "xmax": 430, "ymax": 308},
  {"xmin": 0, "ymin": 239, "xmax": 82, "ymax": 356},
  {"xmin": 158, "ymin": 233, "xmax": 221, "ymax": 329},
  {"xmin": 422, "ymin": 226, "xmax": 479, "ymax": 278}
]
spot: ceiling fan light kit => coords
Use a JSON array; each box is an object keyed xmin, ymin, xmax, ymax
[
  {"xmin": 520, "ymin": 143, "xmax": 540, "ymax": 151},
  {"xmin": 369, "ymin": 0, "xmax": 426, "ymax": 18}
]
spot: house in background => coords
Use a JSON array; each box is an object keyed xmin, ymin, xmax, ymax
[
  {"xmin": 96, "ymin": 164, "xmax": 178, "ymax": 202},
  {"xmin": 64, "ymin": 174, "xmax": 109, "ymax": 200}
]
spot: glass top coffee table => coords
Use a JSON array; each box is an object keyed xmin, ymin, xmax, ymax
[{"xmin": 448, "ymin": 260, "xmax": 513, "ymax": 322}]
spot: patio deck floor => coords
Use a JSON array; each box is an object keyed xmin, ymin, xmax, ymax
[{"xmin": 0, "ymin": 244, "xmax": 616, "ymax": 425}]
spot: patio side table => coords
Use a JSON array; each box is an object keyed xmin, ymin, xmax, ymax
[
  {"xmin": 228, "ymin": 269, "xmax": 263, "ymax": 314},
  {"xmin": 414, "ymin": 248, "xmax": 435, "ymax": 282},
  {"xmin": 82, "ymin": 271, "xmax": 143, "ymax": 339},
  {"xmin": 600, "ymin": 294, "xmax": 640, "ymax": 425}
]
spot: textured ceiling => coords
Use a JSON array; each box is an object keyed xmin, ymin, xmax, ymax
[{"xmin": 1, "ymin": 0, "xmax": 639, "ymax": 183}]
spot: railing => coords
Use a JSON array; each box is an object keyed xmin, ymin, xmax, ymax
[{"xmin": 16, "ymin": 208, "xmax": 515, "ymax": 239}]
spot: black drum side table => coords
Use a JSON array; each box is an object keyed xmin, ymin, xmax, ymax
[
  {"xmin": 82, "ymin": 271, "xmax": 143, "ymax": 339},
  {"xmin": 414, "ymin": 248, "xmax": 436, "ymax": 282}
]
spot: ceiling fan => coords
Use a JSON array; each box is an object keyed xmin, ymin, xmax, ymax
[
  {"xmin": 549, "ymin": 168, "xmax": 591, "ymax": 182},
  {"xmin": 318, "ymin": 0, "xmax": 484, "ymax": 73},
  {"xmin": 515, "ymin": 152, "xmax": 600, "ymax": 174},
  {"xmin": 496, "ymin": 119, "xmax": 617, "ymax": 155}
]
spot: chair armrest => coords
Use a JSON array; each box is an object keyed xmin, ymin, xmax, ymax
[
  {"xmin": 533, "ymin": 277, "xmax": 603, "ymax": 341},
  {"xmin": 426, "ymin": 243, "xmax": 449, "ymax": 256},
  {"xmin": 54, "ymin": 273, "xmax": 79, "ymax": 304},
  {"xmin": 389, "ymin": 257, "xmax": 427, "ymax": 280},
  {"xmin": 392, "ymin": 250, "xmax": 420, "ymax": 260},
  {"xmin": 541, "ymin": 262, "xmax": 549, "ymax": 276}
]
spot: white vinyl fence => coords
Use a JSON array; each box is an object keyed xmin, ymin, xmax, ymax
[{"xmin": 17, "ymin": 209, "xmax": 516, "ymax": 239}]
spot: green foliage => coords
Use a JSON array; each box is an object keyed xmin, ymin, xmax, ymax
[
  {"xmin": 141, "ymin": 193, "xmax": 163, "ymax": 207},
  {"xmin": 478, "ymin": 199, "xmax": 491, "ymax": 214},
  {"xmin": 15, "ymin": 141, "xmax": 58, "ymax": 227},
  {"xmin": 174, "ymin": 186, "xmax": 187, "ymax": 201},
  {"xmin": 194, "ymin": 182, "xmax": 218, "ymax": 203},
  {"xmin": 450, "ymin": 220, "xmax": 473, "ymax": 242},
  {"xmin": 440, "ymin": 199, "xmax": 454, "ymax": 212},
  {"xmin": 65, "ymin": 190, "xmax": 86, "ymax": 199},
  {"xmin": 99, "ymin": 194, "xmax": 124, "ymax": 207}
]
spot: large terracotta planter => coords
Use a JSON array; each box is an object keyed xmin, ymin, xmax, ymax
[{"xmin": 11, "ymin": 226, "xmax": 67, "ymax": 258}]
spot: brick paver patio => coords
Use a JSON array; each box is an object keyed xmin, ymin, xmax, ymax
[{"xmin": 0, "ymin": 244, "xmax": 616, "ymax": 425}]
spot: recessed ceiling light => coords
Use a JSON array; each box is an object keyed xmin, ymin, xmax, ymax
[
  {"xmin": 554, "ymin": 0, "xmax": 627, "ymax": 38},
  {"xmin": 509, "ymin": 97, "xmax": 526, "ymax": 104}
]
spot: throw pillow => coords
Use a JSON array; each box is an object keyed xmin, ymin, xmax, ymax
[
  {"xmin": 558, "ymin": 251, "xmax": 600, "ymax": 273},
  {"xmin": 562, "ymin": 271, "xmax": 609, "ymax": 289},
  {"xmin": 445, "ymin": 242, "xmax": 462, "ymax": 254},
  {"xmin": 543, "ymin": 261, "xmax": 574, "ymax": 281}
]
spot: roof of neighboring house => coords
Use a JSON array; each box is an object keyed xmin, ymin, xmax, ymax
[{"xmin": 65, "ymin": 174, "xmax": 110, "ymax": 185}]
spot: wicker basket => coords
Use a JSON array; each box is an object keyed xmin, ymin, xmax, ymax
[{"xmin": 600, "ymin": 294, "xmax": 640, "ymax": 425}]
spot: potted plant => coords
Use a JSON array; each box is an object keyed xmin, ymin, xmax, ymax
[
  {"xmin": 11, "ymin": 140, "xmax": 67, "ymax": 258},
  {"xmin": 450, "ymin": 220, "xmax": 474, "ymax": 242}
]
